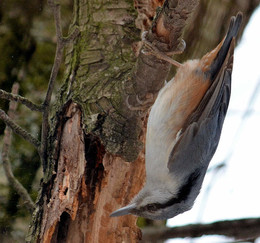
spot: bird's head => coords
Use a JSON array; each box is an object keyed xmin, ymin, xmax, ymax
[{"xmin": 110, "ymin": 181, "xmax": 195, "ymax": 220}]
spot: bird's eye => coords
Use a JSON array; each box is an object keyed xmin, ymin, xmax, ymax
[{"xmin": 146, "ymin": 204, "xmax": 156, "ymax": 212}]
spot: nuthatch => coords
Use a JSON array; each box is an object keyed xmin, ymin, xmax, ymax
[{"xmin": 111, "ymin": 12, "xmax": 242, "ymax": 220}]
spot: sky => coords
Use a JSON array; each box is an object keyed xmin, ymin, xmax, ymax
[{"xmin": 167, "ymin": 6, "xmax": 260, "ymax": 243}]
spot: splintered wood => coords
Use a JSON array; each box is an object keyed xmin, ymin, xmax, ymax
[{"xmin": 41, "ymin": 102, "xmax": 145, "ymax": 243}]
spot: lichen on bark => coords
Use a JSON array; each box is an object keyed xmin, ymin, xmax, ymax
[{"xmin": 57, "ymin": 0, "xmax": 143, "ymax": 161}]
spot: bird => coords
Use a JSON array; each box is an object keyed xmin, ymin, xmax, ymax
[{"xmin": 110, "ymin": 12, "xmax": 243, "ymax": 220}]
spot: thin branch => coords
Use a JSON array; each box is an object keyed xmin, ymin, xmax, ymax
[
  {"xmin": 0, "ymin": 108, "xmax": 41, "ymax": 149},
  {"xmin": 62, "ymin": 27, "xmax": 80, "ymax": 44},
  {"xmin": 0, "ymin": 89, "xmax": 43, "ymax": 112},
  {"xmin": 142, "ymin": 218, "xmax": 260, "ymax": 242},
  {"xmin": 44, "ymin": 0, "xmax": 64, "ymax": 110},
  {"xmin": 2, "ymin": 83, "xmax": 35, "ymax": 213},
  {"xmin": 41, "ymin": 1, "xmax": 64, "ymax": 169},
  {"xmin": 40, "ymin": 0, "xmax": 80, "ymax": 170}
]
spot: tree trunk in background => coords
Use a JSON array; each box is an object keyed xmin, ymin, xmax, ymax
[
  {"xmin": 28, "ymin": 0, "xmax": 259, "ymax": 242},
  {"xmin": 169, "ymin": 0, "xmax": 260, "ymax": 78}
]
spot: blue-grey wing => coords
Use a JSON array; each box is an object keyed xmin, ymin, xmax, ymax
[{"xmin": 167, "ymin": 56, "xmax": 232, "ymax": 179}]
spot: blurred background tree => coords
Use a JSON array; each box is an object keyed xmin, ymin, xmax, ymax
[{"xmin": 0, "ymin": 0, "xmax": 72, "ymax": 241}]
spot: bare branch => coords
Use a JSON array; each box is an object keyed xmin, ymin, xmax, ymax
[
  {"xmin": 0, "ymin": 88, "xmax": 43, "ymax": 112},
  {"xmin": 142, "ymin": 218, "xmax": 260, "ymax": 242},
  {"xmin": 41, "ymin": 1, "xmax": 64, "ymax": 169},
  {"xmin": 44, "ymin": 0, "xmax": 64, "ymax": 110},
  {"xmin": 41, "ymin": 0, "xmax": 79, "ymax": 170},
  {"xmin": 0, "ymin": 108, "xmax": 41, "ymax": 149},
  {"xmin": 62, "ymin": 26, "xmax": 80, "ymax": 44},
  {"xmin": 2, "ymin": 83, "xmax": 35, "ymax": 213}
]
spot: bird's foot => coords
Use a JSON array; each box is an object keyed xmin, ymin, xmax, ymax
[
  {"xmin": 141, "ymin": 31, "xmax": 184, "ymax": 68},
  {"xmin": 126, "ymin": 93, "xmax": 154, "ymax": 111}
]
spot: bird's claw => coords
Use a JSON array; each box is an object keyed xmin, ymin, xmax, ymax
[
  {"xmin": 126, "ymin": 94, "xmax": 154, "ymax": 111},
  {"xmin": 141, "ymin": 31, "xmax": 183, "ymax": 68}
]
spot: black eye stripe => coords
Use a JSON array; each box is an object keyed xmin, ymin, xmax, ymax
[
  {"xmin": 141, "ymin": 204, "xmax": 157, "ymax": 212},
  {"xmin": 140, "ymin": 169, "xmax": 202, "ymax": 211}
]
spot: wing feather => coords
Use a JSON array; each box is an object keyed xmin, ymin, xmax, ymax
[{"xmin": 167, "ymin": 41, "xmax": 233, "ymax": 176}]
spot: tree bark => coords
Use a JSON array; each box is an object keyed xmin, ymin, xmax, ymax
[
  {"xmin": 28, "ymin": 0, "xmax": 260, "ymax": 242},
  {"xmin": 31, "ymin": 102, "xmax": 145, "ymax": 242}
]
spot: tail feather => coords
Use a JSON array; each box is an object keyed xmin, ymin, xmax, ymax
[{"xmin": 208, "ymin": 12, "xmax": 242, "ymax": 81}]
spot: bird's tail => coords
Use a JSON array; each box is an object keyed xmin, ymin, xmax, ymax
[{"xmin": 200, "ymin": 12, "xmax": 243, "ymax": 81}]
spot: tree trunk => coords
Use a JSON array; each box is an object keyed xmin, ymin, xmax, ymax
[{"xmin": 28, "ymin": 0, "xmax": 259, "ymax": 242}]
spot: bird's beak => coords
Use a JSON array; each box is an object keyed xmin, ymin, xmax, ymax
[{"xmin": 110, "ymin": 203, "xmax": 136, "ymax": 217}]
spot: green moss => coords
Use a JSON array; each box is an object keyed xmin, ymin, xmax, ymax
[{"xmin": 48, "ymin": 0, "xmax": 142, "ymax": 163}]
